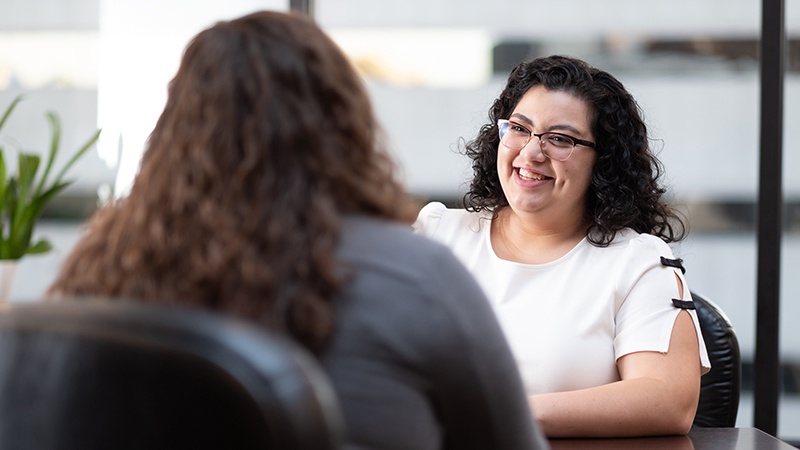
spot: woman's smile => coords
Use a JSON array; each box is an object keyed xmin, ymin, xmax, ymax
[{"xmin": 516, "ymin": 167, "xmax": 550, "ymax": 182}]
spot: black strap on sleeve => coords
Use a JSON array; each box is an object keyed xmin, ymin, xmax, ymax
[
  {"xmin": 672, "ymin": 298, "xmax": 696, "ymax": 310},
  {"xmin": 660, "ymin": 256, "xmax": 686, "ymax": 274}
]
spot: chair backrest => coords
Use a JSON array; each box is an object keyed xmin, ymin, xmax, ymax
[
  {"xmin": 0, "ymin": 299, "xmax": 344, "ymax": 450},
  {"xmin": 691, "ymin": 291, "xmax": 742, "ymax": 427}
]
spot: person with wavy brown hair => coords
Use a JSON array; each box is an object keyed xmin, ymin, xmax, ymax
[
  {"xmin": 47, "ymin": 11, "xmax": 547, "ymax": 450},
  {"xmin": 415, "ymin": 55, "xmax": 710, "ymax": 438}
]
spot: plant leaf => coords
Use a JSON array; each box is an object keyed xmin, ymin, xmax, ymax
[
  {"xmin": 51, "ymin": 128, "xmax": 101, "ymax": 188},
  {"xmin": 0, "ymin": 95, "xmax": 24, "ymax": 135},
  {"xmin": 34, "ymin": 111, "xmax": 61, "ymax": 198},
  {"xmin": 26, "ymin": 239, "xmax": 52, "ymax": 255},
  {"xmin": 0, "ymin": 95, "xmax": 100, "ymax": 260},
  {"xmin": 0, "ymin": 148, "xmax": 7, "ymax": 213},
  {"xmin": 5, "ymin": 178, "xmax": 17, "ymax": 227},
  {"xmin": 11, "ymin": 153, "xmax": 41, "ymax": 252},
  {"xmin": 18, "ymin": 179, "xmax": 72, "ymax": 228},
  {"xmin": 9, "ymin": 226, "xmax": 34, "ymax": 259},
  {"xmin": 16, "ymin": 153, "xmax": 40, "ymax": 200}
]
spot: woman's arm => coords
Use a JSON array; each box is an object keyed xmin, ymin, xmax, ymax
[{"xmin": 529, "ymin": 310, "xmax": 702, "ymax": 437}]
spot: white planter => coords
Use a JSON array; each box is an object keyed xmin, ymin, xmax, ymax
[{"xmin": 0, "ymin": 260, "xmax": 18, "ymax": 304}]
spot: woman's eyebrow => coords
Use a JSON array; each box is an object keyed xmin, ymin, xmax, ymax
[
  {"xmin": 509, "ymin": 113, "xmax": 533, "ymax": 126},
  {"xmin": 510, "ymin": 112, "xmax": 586, "ymax": 136},
  {"xmin": 546, "ymin": 124, "xmax": 584, "ymax": 135}
]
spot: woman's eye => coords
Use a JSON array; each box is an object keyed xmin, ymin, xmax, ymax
[
  {"xmin": 547, "ymin": 134, "xmax": 574, "ymax": 147},
  {"xmin": 510, "ymin": 124, "xmax": 529, "ymax": 134}
]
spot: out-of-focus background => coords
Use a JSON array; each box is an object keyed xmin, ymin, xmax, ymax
[{"xmin": 1, "ymin": 0, "xmax": 798, "ymax": 440}]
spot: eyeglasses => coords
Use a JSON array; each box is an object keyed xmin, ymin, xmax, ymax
[{"xmin": 497, "ymin": 119, "xmax": 596, "ymax": 161}]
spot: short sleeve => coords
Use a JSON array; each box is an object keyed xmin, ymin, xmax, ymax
[
  {"xmin": 613, "ymin": 235, "xmax": 711, "ymax": 373},
  {"xmin": 412, "ymin": 201, "xmax": 447, "ymax": 238}
]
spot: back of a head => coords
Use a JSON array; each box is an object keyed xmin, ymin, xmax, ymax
[
  {"xmin": 48, "ymin": 11, "xmax": 413, "ymax": 352},
  {"xmin": 144, "ymin": 11, "xmax": 403, "ymax": 217}
]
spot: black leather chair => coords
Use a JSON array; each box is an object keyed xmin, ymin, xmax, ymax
[
  {"xmin": 691, "ymin": 291, "xmax": 742, "ymax": 427},
  {"xmin": 0, "ymin": 300, "xmax": 344, "ymax": 450}
]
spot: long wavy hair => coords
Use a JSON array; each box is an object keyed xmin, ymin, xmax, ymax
[
  {"xmin": 463, "ymin": 55, "xmax": 685, "ymax": 246},
  {"xmin": 47, "ymin": 11, "xmax": 415, "ymax": 352}
]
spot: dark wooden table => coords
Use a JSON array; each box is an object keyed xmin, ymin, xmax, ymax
[{"xmin": 549, "ymin": 427, "xmax": 797, "ymax": 450}]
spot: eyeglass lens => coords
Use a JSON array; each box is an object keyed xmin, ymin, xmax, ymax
[{"xmin": 498, "ymin": 120, "xmax": 574, "ymax": 161}]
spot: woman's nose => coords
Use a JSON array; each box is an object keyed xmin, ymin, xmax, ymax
[{"xmin": 520, "ymin": 136, "xmax": 547, "ymax": 161}]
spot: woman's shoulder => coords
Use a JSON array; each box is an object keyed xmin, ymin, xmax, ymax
[
  {"xmin": 340, "ymin": 214, "xmax": 472, "ymax": 276},
  {"xmin": 338, "ymin": 215, "xmax": 501, "ymax": 332},
  {"xmin": 597, "ymin": 228, "xmax": 678, "ymax": 270},
  {"xmin": 416, "ymin": 201, "xmax": 449, "ymax": 221},
  {"xmin": 413, "ymin": 201, "xmax": 488, "ymax": 240},
  {"xmin": 608, "ymin": 228, "xmax": 673, "ymax": 251}
]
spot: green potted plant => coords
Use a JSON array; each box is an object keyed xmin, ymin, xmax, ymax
[{"xmin": 0, "ymin": 94, "xmax": 101, "ymax": 301}]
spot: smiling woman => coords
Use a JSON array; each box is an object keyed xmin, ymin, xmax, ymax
[
  {"xmin": 414, "ymin": 54, "xmax": 711, "ymax": 438},
  {"xmin": 493, "ymin": 86, "xmax": 597, "ymax": 252}
]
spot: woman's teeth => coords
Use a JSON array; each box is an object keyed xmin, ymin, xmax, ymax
[{"xmin": 518, "ymin": 168, "xmax": 546, "ymax": 181}]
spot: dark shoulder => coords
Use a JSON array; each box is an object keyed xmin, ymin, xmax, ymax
[
  {"xmin": 338, "ymin": 215, "xmax": 461, "ymax": 273},
  {"xmin": 335, "ymin": 215, "xmax": 500, "ymax": 343},
  {"xmin": 336, "ymin": 215, "xmax": 490, "ymax": 313}
]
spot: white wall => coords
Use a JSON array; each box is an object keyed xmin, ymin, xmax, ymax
[{"xmin": 98, "ymin": 0, "xmax": 289, "ymax": 196}]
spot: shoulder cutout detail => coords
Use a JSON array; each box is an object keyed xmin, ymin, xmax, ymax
[
  {"xmin": 660, "ymin": 256, "xmax": 686, "ymax": 274},
  {"xmin": 672, "ymin": 298, "xmax": 696, "ymax": 310}
]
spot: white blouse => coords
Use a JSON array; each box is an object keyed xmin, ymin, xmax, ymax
[{"xmin": 414, "ymin": 202, "xmax": 711, "ymax": 395}]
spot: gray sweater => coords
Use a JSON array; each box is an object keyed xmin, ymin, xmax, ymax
[{"xmin": 321, "ymin": 216, "xmax": 548, "ymax": 450}]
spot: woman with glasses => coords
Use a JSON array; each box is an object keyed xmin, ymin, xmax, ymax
[
  {"xmin": 47, "ymin": 11, "xmax": 548, "ymax": 450},
  {"xmin": 415, "ymin": 55, "xmax": 710, "ymax": 437}
]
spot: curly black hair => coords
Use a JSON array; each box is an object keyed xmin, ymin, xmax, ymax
[{"xmin": 463, "ymin": 55, "xmax": 685, "ymax": 246}]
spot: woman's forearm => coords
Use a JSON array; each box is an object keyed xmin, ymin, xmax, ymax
[
  {"xmin": 529, "ymin": 377, "xmax": 697, "ymax": 438},
  {"xmin": 531, "ymin": 312, "xmax": 702, "ymax": 438}
]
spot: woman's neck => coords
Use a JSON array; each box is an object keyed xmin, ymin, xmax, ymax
[{"xmin": 490, "ymin": 207, "xmax": 588, "ymax": 264}]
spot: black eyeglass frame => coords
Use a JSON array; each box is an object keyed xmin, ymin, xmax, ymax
[{"xmin": 497, "ymin": 119, "xmax": 596, "ymax": 158}]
